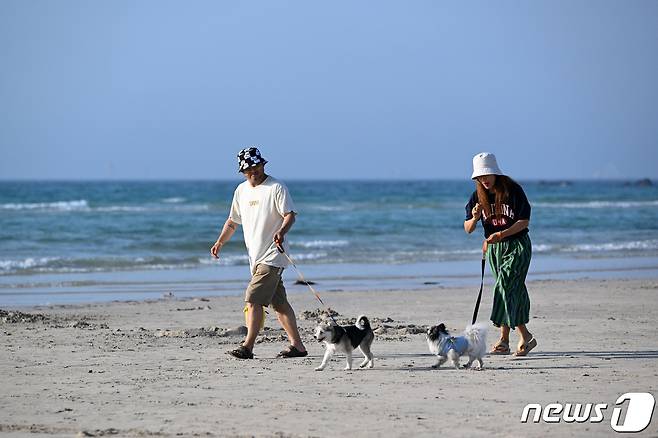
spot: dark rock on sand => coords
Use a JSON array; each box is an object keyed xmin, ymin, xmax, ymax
[
  {"xmin": 155, "ymin": 325, "xmax": 248, "ymax": 338},
  {"xmin": 0, "ymin": 309, "xmax": 49, "ymax": 324},
  {"xmin": 300, "ymin": 308, "xmax": 340, "ymax": 321},
  {"xmin": 294, "ymin": 279, "xmax": 316, "ymax": 285},
  {"xmin": 225, "ymin": 325, "xmax": 248, "ymax": 336}
]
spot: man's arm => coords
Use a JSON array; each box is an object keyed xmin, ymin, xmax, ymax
[
  {"xmin": 210, "ymin": 218, "xmax": 239, "ymax": 259},
  {"xmin": 273, "ymin": 212, "xmax": 296, "ymax": 246}
]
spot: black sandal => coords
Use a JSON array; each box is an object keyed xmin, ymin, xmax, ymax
[
  {"xmin": 276, "ymin": 345, "xmax": 308, "ymax": 358},
  {"xmin": 228, "ymin": 345, "xmax": 253, "ymax": 359}
]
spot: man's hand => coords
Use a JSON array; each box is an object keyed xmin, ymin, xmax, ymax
[
  {"xmin": 273, "ymin": 230, "xmax": 285, "ymax": 246},
  {"xmin": 210, "ymin": 240, "xmax": 223, "ymax": 259},
  {"xmin": 274, "ymin": 212, "xmax": 295, "ymax": 249},
  {"xmin": 211, "ymin": 219, "xmax": 238, "ymax": 259}
]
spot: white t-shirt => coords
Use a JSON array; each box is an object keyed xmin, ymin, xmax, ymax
[{"xmin": 229, "ymin": 176, "xmax": 296, "ymax": 274}]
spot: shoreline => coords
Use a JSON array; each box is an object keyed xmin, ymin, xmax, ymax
[
  {"xmin": 1, "ymin": 278, "xmax": 657, "ymax": 437},
  {"xmin": 1, "ymin": 254, "xmax": 658, "ymax": 308}
]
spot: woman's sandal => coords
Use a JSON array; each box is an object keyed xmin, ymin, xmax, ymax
[
  {"xmin": 276, "ymin": 345, "xmax": 308, "ymax": 358},
  {"xmin": 490, "ymin": 340, "xmax": 511, "ymax": 355},
  {"xmin": 228, "ymin": 345, "xmax": 254, "ymax": 359},
  {"xmin": 514, "ymin": 338, "xmax": 537, "ymax": 357}
]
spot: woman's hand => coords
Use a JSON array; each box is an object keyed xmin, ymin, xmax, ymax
[
  {"xmin": 486, "ymin": 232, "xmax": 504, "ymax": 244},
  {"xmin": 471, "ymin": 203, "xmax": 482, "ymax": 220}
]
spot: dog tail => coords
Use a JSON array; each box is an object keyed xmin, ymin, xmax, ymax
[
  {"xmin": 356, "ymin": 315, "xmax": 370, "ymax": 330},
  {"xmin": 464, "ymin": 322, "xmax": 488, "ymax": 352}
]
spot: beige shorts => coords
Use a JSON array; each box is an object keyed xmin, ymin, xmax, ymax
[{"xmin": 245, "ymin": 264, "xmax": 288, "ymax": 309}]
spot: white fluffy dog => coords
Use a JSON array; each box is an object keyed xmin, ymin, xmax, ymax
[
  {"xmin": 313, "ymin": 315, "xmax": 374, "ymax": 371},
  {"xmin": 426, "ymin": 322, "xmax": 488, "ymax": 370}
]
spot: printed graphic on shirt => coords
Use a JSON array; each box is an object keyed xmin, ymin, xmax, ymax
[
  {"xmin": 464, "ymin": 181, "xmax": 531, "ymax": 240},
  {"xmin": 482, "ymin": 203, "xmax": 515, "ymax": 227}
]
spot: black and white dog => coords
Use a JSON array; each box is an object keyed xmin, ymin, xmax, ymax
[
  {"xmin": 314, "ymin": 315, "xmax": 374, "ymax": 371},
  {"xmin": 426, "ymin": 323, "xmax": 487, "ymax": 370}
]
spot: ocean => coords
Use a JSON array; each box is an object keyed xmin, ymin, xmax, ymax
[{"xmin": 1, "ymin": 180, "xmax": 657, "ymax": 306}]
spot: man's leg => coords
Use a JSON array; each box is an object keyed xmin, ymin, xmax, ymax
[
  {"xmin": 234, "ymin": 264, "xmax": 278, "ymax": 356},
  {"xmin": 273, "ymin": 300, "xmax": 306, "ymax": 352},
  {"xmin": 242, "ymin": 303, "xmax": 264, "ymax": 351},
  {"xmin": 271, "ymin": 271, "xmax": 306, "ymax": 353}
]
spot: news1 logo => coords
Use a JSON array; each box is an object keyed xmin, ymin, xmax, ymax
[{"xmin": 521, "ymin": 393, "xmax": 656, "ymax": 432}]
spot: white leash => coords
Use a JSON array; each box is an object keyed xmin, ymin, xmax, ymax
[{"xmin": 276, "ymin": 244, "xmax": 339, "ymax": 325}]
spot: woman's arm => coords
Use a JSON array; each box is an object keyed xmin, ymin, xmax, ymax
[
  {"xmin": 486, "ymin": 219, "xmax": 530, "ymax": 243},
  {"xmin": 464, "ymin": 203, "xmax": 482, "ymax": 234}
]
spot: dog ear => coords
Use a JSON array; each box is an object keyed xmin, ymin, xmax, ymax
[{"xmin": 437, "ymin": 323, "xmax": 446, "ymax": 332}]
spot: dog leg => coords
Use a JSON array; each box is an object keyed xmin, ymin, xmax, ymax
[
  {"xmin": 431, "ymin": 356, "xmax": 447, "ymax": 369},
  {"xmin": 447, "ymin": 351, "xmax": 460, "ymax": 369},
  {"xmin": 315, "ymin": 348, "xmax": 333, "ymax": 371},
  {"xmin": 474, "ymin": 357, "xmax": 484, "ymax": 370},
  {"xmin": 345, "ymin": 350, "xmax": 353, "ymax": 370},
  {"xmin": 358, "ymin": 345, "xmax": 374, "ymax": 368}
]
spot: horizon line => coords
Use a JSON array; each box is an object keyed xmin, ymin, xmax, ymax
[{"xmin": 0, "ymin": 177, "xmax": 655, "ymax": 183}]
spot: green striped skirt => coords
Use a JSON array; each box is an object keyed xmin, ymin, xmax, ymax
[{"xmin": 486, "ymin": 233, "xmax": 532, "ymax": 329}]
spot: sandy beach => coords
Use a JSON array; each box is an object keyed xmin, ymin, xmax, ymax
[{"xmin": 2, "ymin": 278, "xmax": 658, "ymax": 437}]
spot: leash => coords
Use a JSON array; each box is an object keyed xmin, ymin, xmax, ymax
[
  {"xmin": 471, "ymin": 247, "xmax": 486, "ymax": 325},
  {"xmin": 276, "ymin": 243, "xmax": 339, "ymax": 326}
]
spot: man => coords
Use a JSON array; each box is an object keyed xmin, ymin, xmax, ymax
[{"xmin": 210, "ymin": 147, "xmax": 307, "ymax": 359}]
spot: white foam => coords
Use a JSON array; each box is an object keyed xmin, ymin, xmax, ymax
[
  {"xmin": 0, "ymin": 200, "xmax": 89, "ymax": 211},
  {"xmin": 290, "ymin": 252, "xmax": 328, "ymax": 261},
  {"xmin": 0, "ymin": 200, "xmax": 212, "ymax": 213},
  {"xmin": 95, "ymin": 206, "xmax": 149, "ymax": 212},
  {"xmin": 292, "ymin": 240, "xmax": 349, "ymax": 248},
  {"xmin": 535, "ymin": 200, "xmax": 658, "ymax": 209},
  {"xmin": 309, "ymin": 205, "xmax": 347, "ymax": 212},
  {"xmin": 199, "ymin": 254, "xmax": 250, "ymax": 266},
  {"xmin": 532, "ymin": 244, "xmax": 553, "ymax": 253},
  {"xmin": 562, "ymin": 240, "xmax": 658, "ymax": 252},
  {"xmin": 198, "ymin": 251, "xmax": 328, "ymax": 265},
  {"xmin": 0, "ymin": 257, "xmax": 59, "ymax": 271},
  {"xmin": 417, "ymin": 249, "xmax": 482, "ymax": 256}
]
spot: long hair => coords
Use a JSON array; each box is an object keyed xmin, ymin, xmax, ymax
[{"xmin": 475, "ymin": 175, "xmax": 516, "ymax": 219}]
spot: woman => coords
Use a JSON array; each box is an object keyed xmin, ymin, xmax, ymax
[{"xmin": 464, "ymin": 152, "xmax": 537, "ymax": 356}]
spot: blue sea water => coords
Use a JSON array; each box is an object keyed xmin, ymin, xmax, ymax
[{"xmin": 1, "ymin": 180, "xmax": 657, "ymax": 306}]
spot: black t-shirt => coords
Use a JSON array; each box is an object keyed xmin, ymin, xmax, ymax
[{"xmin": 465, "ymin": 181, "xmax": 531, "ymax": 240}]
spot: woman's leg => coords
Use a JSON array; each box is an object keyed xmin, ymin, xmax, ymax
[
  {"xmin": 489, "ymin": 236, "xmax": 532, "ymax": 329},
  {"xmin": 500, "ymin": 325, "xmax": 510, "ymax": 344},
  {"xmin": 516, "ymin": 324, "xmax": 533, "ymax": 349}
]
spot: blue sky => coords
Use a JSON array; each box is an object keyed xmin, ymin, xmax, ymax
[{"xmin": 1, "ymin": 1, "xmax": 657, "ymax": 180}]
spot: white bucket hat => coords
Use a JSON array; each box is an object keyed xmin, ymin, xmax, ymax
[{"xmin": 471, "ymin": 152, "xmax": 504, "ymax": 180}]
